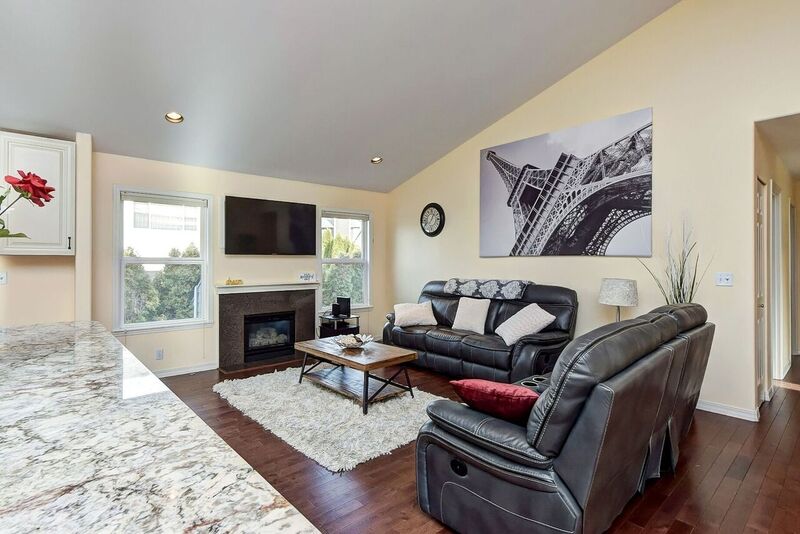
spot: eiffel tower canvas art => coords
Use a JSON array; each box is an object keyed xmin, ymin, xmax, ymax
[{"xmin": 480, "ymin": 108, "xmax": 652, "ymax": 257}]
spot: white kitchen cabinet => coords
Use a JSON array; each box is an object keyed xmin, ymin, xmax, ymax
[{"xmin": 0, "ymin": 131, "xmax": 75, "ymax": 255}]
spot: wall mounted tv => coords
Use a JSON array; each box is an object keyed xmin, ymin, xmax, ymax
[{"xmin": 224, "ymin": 196, "xmax": 316, "ymax": 255}]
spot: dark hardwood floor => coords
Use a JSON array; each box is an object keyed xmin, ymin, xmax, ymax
[
  {"xmin": 782, "ymin": 355, "xmax": 800, "ymax": 386},
  {"xmin": 164, "ymin": 363, "xmax": 800, "ymax": 534}
]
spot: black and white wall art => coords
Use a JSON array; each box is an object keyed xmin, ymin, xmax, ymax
[{"xmin": 480, "ymin": 108, "xmax": 652, "ymax": 257}]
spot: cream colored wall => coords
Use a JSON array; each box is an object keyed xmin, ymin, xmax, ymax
[
  {"xmin": 92, "ymin": 152, "xmax": 390, "ymax": 373},
  {"xmin": 388, "ymin": 0, "xmax": 800, "ymax": 415},
  {"xmin": 754, "ymin": 129, "xmax": 794, "ymax": 384},
  {"xmin": 0, "ymin": 255, "xmax": 75, "ymax": 325}
]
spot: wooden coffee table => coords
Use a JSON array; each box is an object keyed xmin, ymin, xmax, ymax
[{"xmin": 294, "ymin": 339, "xmax": 417, "ymax": 414}]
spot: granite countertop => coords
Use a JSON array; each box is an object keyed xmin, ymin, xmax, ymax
[{"xmin": 0, "ymin": 321, "xmax": 317, "ymax": 533}]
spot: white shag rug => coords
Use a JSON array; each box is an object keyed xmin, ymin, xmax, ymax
[{"xmin": 212, "ymin": 366, "xmax": 446, "ymax": 472}]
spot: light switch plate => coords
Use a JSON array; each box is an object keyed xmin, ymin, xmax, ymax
[
  {"xmin": 715, "ymin": 272, "xmax": 733, "ymax": 287},
  {"xmin": 155, "ymin": 348, "xmax": 164, "ymax": 361},
  {"xmin": 0, "ymin": 272, "xmax": 7, "ymax": 285}
]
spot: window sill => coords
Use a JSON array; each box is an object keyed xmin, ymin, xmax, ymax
[{"xmin": 113, "ymin": 321, "xmax": 213, "ymax": 336}]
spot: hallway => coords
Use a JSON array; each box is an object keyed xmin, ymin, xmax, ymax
[{"xmin": 781, "ymin": 355, "xmax": 800, "ymax": 386}]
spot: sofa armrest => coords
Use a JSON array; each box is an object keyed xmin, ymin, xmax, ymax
[
  {"xmin": 426, "ymin": 400, "xmax": 551, "ymax": 468},
  {"xmin": 382, "ymin": 312, "xmax": 396, "ymax": 344},
  {"xmin": 509, "ymin": 332, "xmax": 571, "ymax": 381}
]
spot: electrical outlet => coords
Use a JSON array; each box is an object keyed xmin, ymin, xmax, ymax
[
  {"xmin": 715, "ymin": 272, "xmax": 733, "ymax": 287},
  {"xmin": 0, "ymin": 272, "xmax": 6, "ymax": 285},
  {"xmin": 155, "ymin": 348, "xmax": 164, "ymax": 361}
]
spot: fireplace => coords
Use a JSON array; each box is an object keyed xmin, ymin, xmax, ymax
[{"xmin": 243, "ymin": 311, "xmax": 296, "ymax": 362}]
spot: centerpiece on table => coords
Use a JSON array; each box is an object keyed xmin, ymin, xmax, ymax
[{"xmin": 0, "ymin": 170, "xmax": 56, "ymax": 238}]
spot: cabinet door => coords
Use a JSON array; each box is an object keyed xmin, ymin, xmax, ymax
[{"xmin": 0, "ymin": 132, "xmax": 75, "ymax": 255}]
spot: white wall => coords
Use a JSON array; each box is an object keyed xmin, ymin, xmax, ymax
[{"xmin": 388, "ymin": 0, "xmax": 800, "ymax": 416}]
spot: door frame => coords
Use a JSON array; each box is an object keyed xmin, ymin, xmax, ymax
[
  {"xmin": 792, "ymin": 204, "xmax": 797, "ymax": 355},
  {"xmin": 755, "ymin": 177, "xmax": 770, "ymax": 403},
  {"xmin": 771, "ymin": 183, "xmax": 783, "ymax": 385}
]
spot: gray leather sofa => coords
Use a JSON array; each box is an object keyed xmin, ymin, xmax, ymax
[
  {"xmin": 416, "ymin": 304, "xmax": 714, "ymax": 534},
  {"xmin": 383, "ymin": 280, "xmax": 579, "ymax": 381}
]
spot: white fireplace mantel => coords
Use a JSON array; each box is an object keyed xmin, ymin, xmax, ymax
[{"xmin": 215, "ymin": 281, "xmax": 320, "ymax": 295}]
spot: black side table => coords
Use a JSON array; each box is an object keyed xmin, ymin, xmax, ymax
[{"xmin": 319, "ymin": 314, "xmax": 360, "ymax": 338}]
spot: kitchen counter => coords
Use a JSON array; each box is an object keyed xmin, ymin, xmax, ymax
[{"xmin": 0, "ymin": 321, "xmax": 317, "ymax": 533}]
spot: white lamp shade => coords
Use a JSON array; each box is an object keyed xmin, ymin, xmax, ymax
[{"xmin": 598, "ymin": 278, "xmax": 638, "ymax": 307}]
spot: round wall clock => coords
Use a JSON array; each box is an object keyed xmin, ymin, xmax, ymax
[{"xmin": 420, "ymin": 202, "xmax": 445, "ymax": 237}]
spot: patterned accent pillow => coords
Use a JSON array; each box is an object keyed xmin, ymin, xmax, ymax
[
  {"xmin": 495, "ymin": 303, "xmax": 556, "ymax": 345},
  {"xmin": 443, "ymin": 278, "xmax": 530, "ymax": 300}
]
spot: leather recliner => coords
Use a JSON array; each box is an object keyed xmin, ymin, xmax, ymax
[
  {"xmin": 383, "ymin": 280, "xmax": 579, "ymax": 381},
  {"xmin": 416, "ymin": 304, "xmax": 714, "ymax": 534}
]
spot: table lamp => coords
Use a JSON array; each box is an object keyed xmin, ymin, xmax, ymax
[{"xmin": 599, "ymin": 278, "xmax": 638, "ymax": 322}]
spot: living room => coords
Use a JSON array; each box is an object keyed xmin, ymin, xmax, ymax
[{"xmin": 2, "ymin": 0, "xmax": 800, "ymax": 533}]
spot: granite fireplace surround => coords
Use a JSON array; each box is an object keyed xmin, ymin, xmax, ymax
[{"xmin": 219, "ymin": 289, "xmax": 316, "ymax": 372}]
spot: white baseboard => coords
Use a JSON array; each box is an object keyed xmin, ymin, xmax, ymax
[
  {"xmin": 696, "ymin": 400, "xmax": 759, "ymax": 422},
  {"xmin": 155, "ymin": 362, "xmax": 218, "ymax": 378}
]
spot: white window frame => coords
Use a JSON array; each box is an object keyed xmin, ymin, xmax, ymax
[
  {"xmin": 112, "ymin": 186, "xmax": 213, "ymax": 334},
  {"xmin": 319, "ymin": 209, "xmax": 372, "ymax": 311}
]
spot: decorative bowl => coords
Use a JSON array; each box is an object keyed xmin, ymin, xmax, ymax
[{"xmin": 334, "ymin": 334, "xmax": 374, "ymax": 349}]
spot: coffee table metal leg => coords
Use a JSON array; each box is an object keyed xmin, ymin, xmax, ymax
[
  {"xmin": 362, "ymin": 370, "xmax": 369, "ymax": 415},
  {"xmin": 298, "ymin": 353, "xmax": 308, "ymax": 384},
  {"xmin": 404, "ymin": 366, "xmax": 414, "ymax": 398}
]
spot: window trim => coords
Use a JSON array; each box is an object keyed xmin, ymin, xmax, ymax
[
  {"xmin": 319, "ymin": 208, "xmax": 372, "ymax": 311},
  {"xmin": 112, "ymin": 186, "xmax": 214, "ymax": 334}
]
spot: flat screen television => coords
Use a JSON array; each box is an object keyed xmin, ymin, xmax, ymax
[{"xmin": 224, "ymin": 196, "xmax": 316, "ymax": 255}]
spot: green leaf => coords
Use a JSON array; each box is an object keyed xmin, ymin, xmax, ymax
[{"xmin": 0, "ymin": 228, "xmax": 28, "ymax": 238}]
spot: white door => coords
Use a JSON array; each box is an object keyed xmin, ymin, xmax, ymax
[
  {"xmin": 0, "ymin": 132, "xmax": 75, "ymax": 255},
  {"xmin": 756, "ymin": 179, "xmax": 768, "ymax": 401}
]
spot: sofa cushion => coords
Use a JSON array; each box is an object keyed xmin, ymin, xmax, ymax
[
  {"xmin": 426, "ymin": 327, "xmax": 470, "ymax": 357},
  {"xmin": 495, "ymin": 303, "xmax": 556, "ymax": 345},
  {"xmin": 650, "ymin": 303, "xmax": 708, "ymax": 332},
  {"xmin": 426, "ymin": 400, "xmax": 551, "ymax": 468},
  {"xmin": 461, "ymin": 334, "xmax": 513, "ymax": 370},
  {"xmin": 394, "ymin": 301, "xmax": 437, "ymax": 327},
  {"xmin": 452, "ymin": 297, "xmax": 491, "ymax": 334},
  {"xmin": 391, "ymin": 325, "xmax": 434, "ymax": 351},
  {"xmin": 450, "ymin": 379, "xmax": 540, "ymax": 424}
]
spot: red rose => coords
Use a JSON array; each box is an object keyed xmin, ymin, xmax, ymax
[{"xmin": 4, "ymin": 170, "xmax": 55, "ymax": 207}]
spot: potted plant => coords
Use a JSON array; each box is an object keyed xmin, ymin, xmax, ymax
[{"xmin": 639, "ymin": 222, "xmax": 710, "ymax": 304}]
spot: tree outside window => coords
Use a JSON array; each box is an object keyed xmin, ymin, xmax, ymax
[
  {"xmin": 321, "ymin": 212, "xmax": 370, "ymax": 308},
  {"xmin": 116, "ymin": 190, "xmax": 210, "ymax": 330}
]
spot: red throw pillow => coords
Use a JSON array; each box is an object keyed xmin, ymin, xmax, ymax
[{"xmin": 450, "ymin": 379, "xmax": 540, "ymax": 424}]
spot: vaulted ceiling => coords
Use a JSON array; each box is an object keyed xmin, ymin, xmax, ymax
[{"xmin": 0, "ymin": 0, "xmax": 678, "ymax": 191}]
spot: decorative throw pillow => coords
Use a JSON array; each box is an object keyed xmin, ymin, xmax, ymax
[
  {"xmin": 495, "ymin": 303, "xmax": 556, "ymax": 346},
  {"xmin": 450, "ymin": 379, "xmax": 540, "ymax": 424},
  {"xmin": 451, "ymin": 297, "xmax": 491, "ymax": 334},
  {"xmin": 394, "ymin": 302, "xmax": 437, "ymax": 327}
]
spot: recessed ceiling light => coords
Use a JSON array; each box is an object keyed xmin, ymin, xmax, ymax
[
  {"xmin": 165, "ymin": 111, "xmax": 184, "ymax": 124},
  {"xmin": 370, "ymin": 156, "xmax": 383, "ymax": 164}
]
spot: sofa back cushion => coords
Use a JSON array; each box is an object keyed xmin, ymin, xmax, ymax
[
  {"xmin": 526, "ymin": 313, "xmax": 679, "ymax": 456},
  {"xmin": 417, "ymin": 280, "xmax": 578, "ymax": 335}
]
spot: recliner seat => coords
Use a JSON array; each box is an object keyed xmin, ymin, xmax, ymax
[
  {"xmin": 416, "ymin": 303, "xmax": 715, "ymax": 534},
  {"xmin": 384, "ymin": 280, "xmax": 579, "ymax": 381}
]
